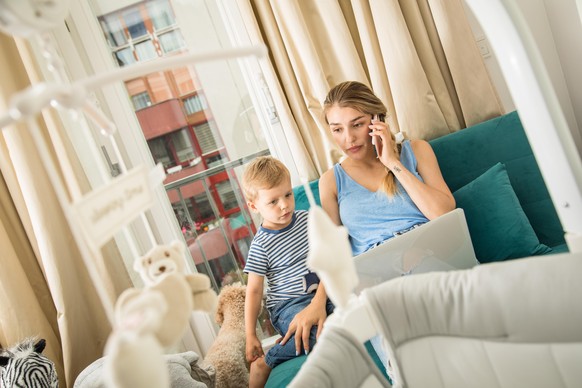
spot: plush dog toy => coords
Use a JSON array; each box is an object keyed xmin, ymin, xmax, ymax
[{"xmin": 203, "ymin": 283, "xmax": 249, "ymax": 388}]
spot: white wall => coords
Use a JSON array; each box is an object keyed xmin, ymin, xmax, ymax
[
  {"xmin": 543, "ymin": 0, "xmax": 582, "ymax": 151},
  {"xmin": 463, "ymin": 0, "xmax": 582, "ymax": 156}
]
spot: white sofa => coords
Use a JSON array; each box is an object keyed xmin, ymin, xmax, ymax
[{"xmin": 362, "ymin": 252, "xmax": 582, "ymax": 388}]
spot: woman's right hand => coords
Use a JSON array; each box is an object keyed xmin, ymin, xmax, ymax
[{"xmin": 369, "ymin": 118, "xmax": 399, "ymax": 167}]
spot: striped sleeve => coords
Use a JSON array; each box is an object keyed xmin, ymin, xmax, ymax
[{"xmin": 244, "ymin": 234, "xmax": 268, "ymax": 276}]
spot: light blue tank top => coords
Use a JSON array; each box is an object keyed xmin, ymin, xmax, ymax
[{"xmin": 334, "ymin": 140, "xmax": 428, "ymax": 256}]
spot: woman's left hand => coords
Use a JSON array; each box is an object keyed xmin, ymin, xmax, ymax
[
  {"xmin": 369, "ymin": 118, "xmax": 398, "ymax": 167},
  {"xmin": 278, "ymin": 301, "xmax": 327, "ymax": 356}
]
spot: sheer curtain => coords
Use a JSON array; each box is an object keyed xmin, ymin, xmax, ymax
[
  {"xmin": 0, "ymin": 35, "xmax": 131, "ymax": 388},
  {"xmin": 236, "ymin": 0, "xmax": 504, "ymax": 177}
]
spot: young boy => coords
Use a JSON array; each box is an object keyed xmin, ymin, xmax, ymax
[{"xmin": 242, "ymin": 156, "xmax": 334, "ymax": 388}]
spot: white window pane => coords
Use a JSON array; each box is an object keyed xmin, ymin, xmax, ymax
[
  {"xmin": 147, "ymin": 0, "xmax": 175, "ymax": 30},
  {"xmin": 159, "ymin": 30, "xmax": 184, "ymax": 53},
  {"xmin": 135, "ymin": 40, "xmax": 157, "ymax": 61},
  {"xmin": 114, "ymin": 48, "xmax": 135, "ymax": 67},
  {"xmin": 100, "ymin": 15, "xmax": 127, "ymax": 47},
  {"xmin": 124, "ymin": 8, "xmax": 148, "ymax": 39}
]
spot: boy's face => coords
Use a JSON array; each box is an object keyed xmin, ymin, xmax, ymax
[{"xmin": 248, "ymin": 179, "xmax": 295, "ymax": 230}]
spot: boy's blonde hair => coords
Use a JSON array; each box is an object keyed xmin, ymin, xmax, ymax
[{"xmin": 242, "ymin": 156, "xmax": 291, "ymax": 201}]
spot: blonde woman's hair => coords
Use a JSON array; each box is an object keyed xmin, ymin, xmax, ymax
[
  {"xmin": 324, "ymin": 81, "xmax": 401, "ymax": 197},
  {"xmin": 242, "ymin": 156, "xmax": 291, "ymax": 201}
]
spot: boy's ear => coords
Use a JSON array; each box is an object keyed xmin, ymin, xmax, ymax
[{"xmin": 247, "ymin": 201, "xmax": 259, "ymax": 213}]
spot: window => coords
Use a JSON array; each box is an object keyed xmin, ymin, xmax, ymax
[
  {"xmin": 148, "ymin": 136, "xmax": 175, "ymax": 169},
  {"xmin": 60, "ymin": 0, "xmax": 294, "ymax": 343},
  {"xmin": 171, "ymin": 129, "xmax": 197, "ymax": 163},
  {"xmin": 183, "ymin": 94, "xmax": 207, "ymax": 115},
  {"xmin": 114, "ymin": 47, "xmax": 135, "ymax": 67},
  {"xmin": 194, "ymin": 122, "xmax": 223, "ymax": 154},
  {"xmin": 97, "ymin": 0, "xmax": 185, "ymax": 67},
  {"xmin": 131, "ymin": 92, "xmax": 152, "ymax": 110},
  {"xmin": 100, "ymin": 14, "xmax": 127, "ymax": 47},
  {"xmin": 215, "ymin": 181, "xmax": 238, "ymax": 211},
  {"xmin": 159, "ymin": 30, "xmax": 184, "ymax": 53},
  {"xmin": 148, "ymin": 128, "xmax": 198, "ymax": 169},
  {"xmin": 147, "ymin": 0, "xmax": 176, "ymax": 30},
  {"xmin": 135, "ymin": 40, "xmax": 157, "ymax": 61},
  {"xmin": 123, "ymin": 9, "xmax": 148, "ymax": 39}
]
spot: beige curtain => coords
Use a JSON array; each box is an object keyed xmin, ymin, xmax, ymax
[
  {"xmin": 237, "ymin": 0, "xmax": 503, "ymax": 178},
  {"xmin": 0, "ymin": 35, "xmax": 131, "ymax": 387}
]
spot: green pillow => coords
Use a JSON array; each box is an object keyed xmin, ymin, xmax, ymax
[
  {"xmin": 292, "ymin": 180, "xmax": 320, "ymax": 211},
  {"xmin": 453, "ymin": 163, "xmax": 551, "ymax": 263}
]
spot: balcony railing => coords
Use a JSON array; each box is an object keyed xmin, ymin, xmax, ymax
[{"xmin": 164, "ymin": 149, "xmax": 270, "ymax": 292}]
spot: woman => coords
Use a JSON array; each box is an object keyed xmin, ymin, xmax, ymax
[{"xmin": 319, "ymin": 81, "xmax": 455, "ymax": 256}]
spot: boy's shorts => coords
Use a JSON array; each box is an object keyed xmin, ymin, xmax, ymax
[{"xmin": 264, "ymin": 293, "xmax": 335, "ymax": 368}]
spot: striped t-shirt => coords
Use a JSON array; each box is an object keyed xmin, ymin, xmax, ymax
[{"xmin": 244, "ymin": 210, "xmax": 310, "ymax": 310}]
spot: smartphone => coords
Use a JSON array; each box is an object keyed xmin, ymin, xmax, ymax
[{"xmin": 371, "ymin": 113, "xmax": 386, "ymax": 145}]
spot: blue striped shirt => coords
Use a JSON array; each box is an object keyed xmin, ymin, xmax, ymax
[{"xmin": 244, "ymin": 210, "xmax": 310, "ymax": 309}]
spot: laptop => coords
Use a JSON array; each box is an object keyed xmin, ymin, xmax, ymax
[{"xmin": 353, "ymin": 208, "xmax": 478, "ymax": 293}]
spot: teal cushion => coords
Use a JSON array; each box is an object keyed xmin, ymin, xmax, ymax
[
  {"xmin": 265, "ymin": 355, "xmax": 307, "ymax": 388},
  {"xmin": 547, "ymin": 243, "xmax": 569, "ymax": 254},
  {"xmin": 293, "ymin": 180, "xmax": 320, "ymax": 211},
  {"xmin": 430, "ymin": 111, "xmax": 565, "ymax": 248},
  {"xmin": 453, "ymin": 163, "xmax": 551, "ymax": 262}
]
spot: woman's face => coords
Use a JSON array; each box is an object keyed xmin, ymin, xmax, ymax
[{"xmin": 326, "ymin": 105, "xmax": 374, "ymax": 159}]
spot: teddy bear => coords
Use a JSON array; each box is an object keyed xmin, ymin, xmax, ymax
[
  {"xmin": 133, "ymin": 239, "xmax": 218, "ymax": 319},
  {"xmin": 113, "ymin": 240, "xmax": 218, "ymax": 348},
  {"xmin": 103, "ymin": 240, "xmax": 219, "ymax": 388},
  {"xmin": 104, "ymin": 291, "xmax": 170, "ymax": 388}
]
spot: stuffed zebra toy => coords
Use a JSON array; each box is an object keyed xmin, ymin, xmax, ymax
[{"xmin": 0, "ymin": 338, "xmax": 58, "ymax": 388}]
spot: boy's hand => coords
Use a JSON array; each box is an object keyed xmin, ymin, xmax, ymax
[
  {"xmin": 246, "ymin": 334, "xmax": 264, "ymax": 363},
  {"xmin": 279, "ymin": 302, "xmax": 326, "ymax": 356}
]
